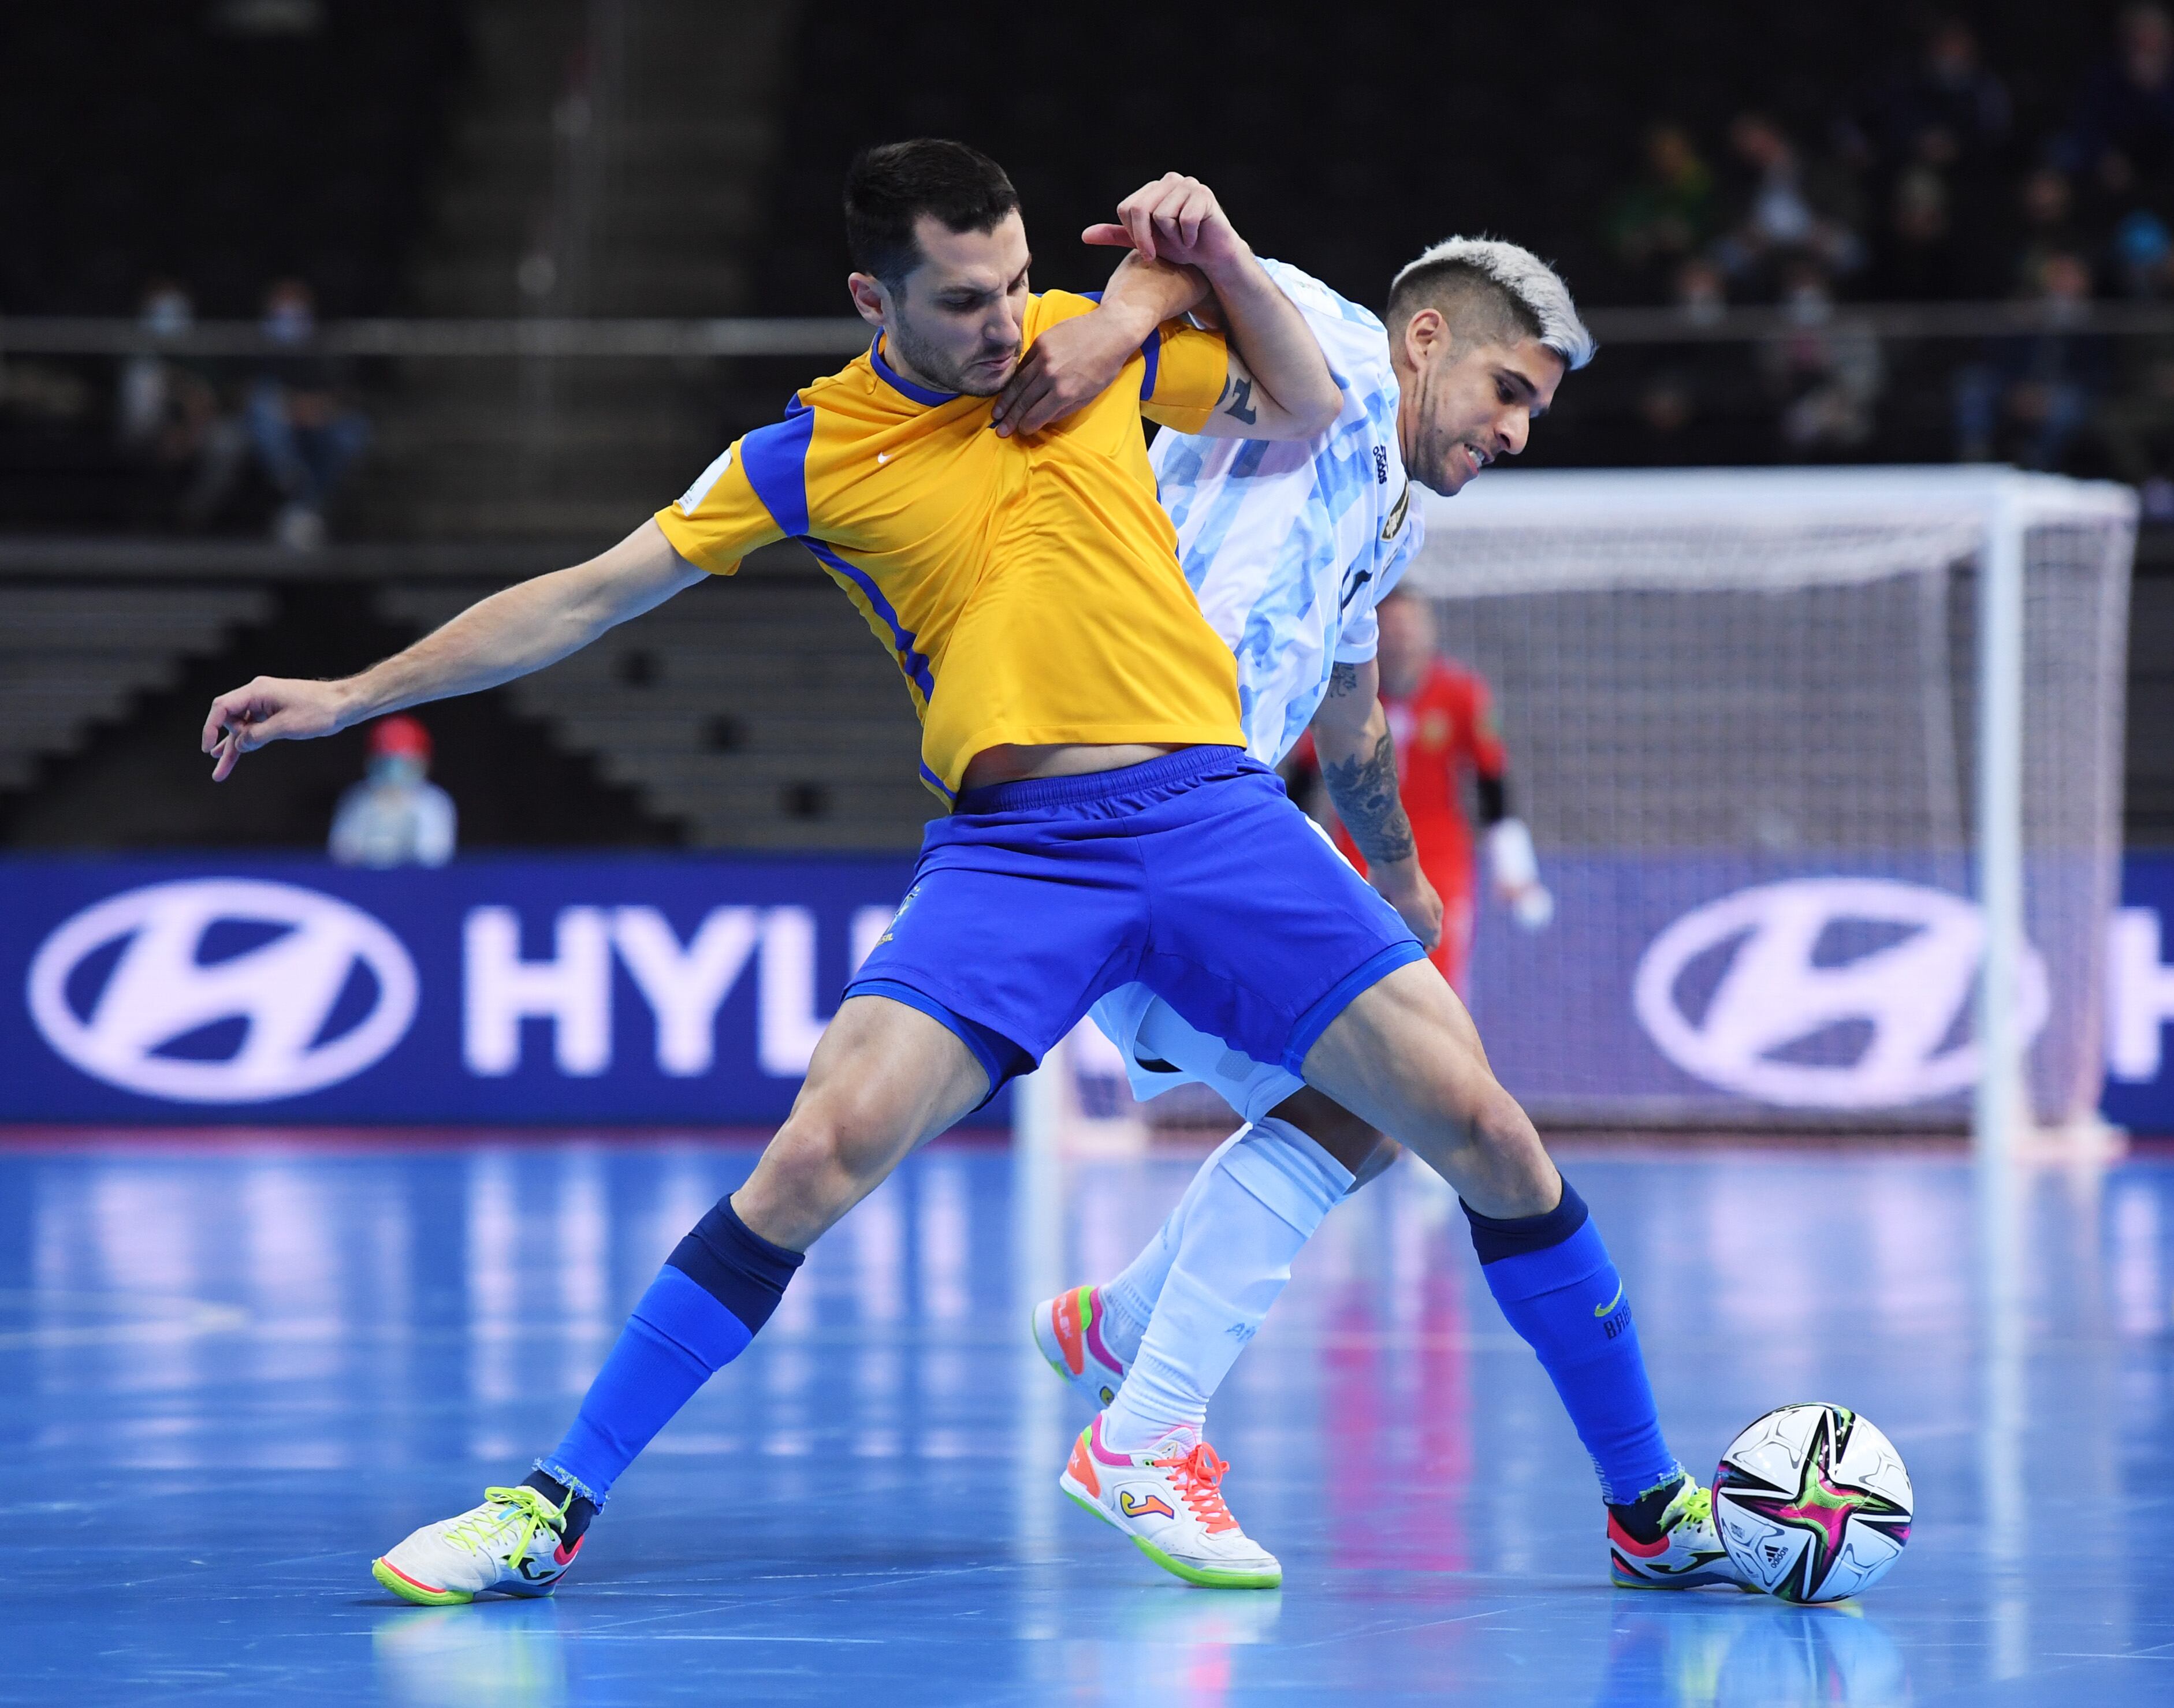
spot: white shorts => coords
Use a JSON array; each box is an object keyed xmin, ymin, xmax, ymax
[{"xmin": 1088, "ymin": 982, "xmax": 1306, "ymax": 1125}]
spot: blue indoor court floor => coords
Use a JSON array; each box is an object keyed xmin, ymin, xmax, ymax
[{"xmin": 4, "ymin": 1131, "xmax": 2173, "ymax": 1707}]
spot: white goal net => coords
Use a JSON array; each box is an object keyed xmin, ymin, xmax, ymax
[{"xmin": 1403, "ymin": 468, "xmax": 2135, "ymax": 1132}]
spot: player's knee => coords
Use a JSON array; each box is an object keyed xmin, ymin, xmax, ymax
[{"xmin": 774, "ymin": 1117, "xmax": 859, "ymax": 1200}]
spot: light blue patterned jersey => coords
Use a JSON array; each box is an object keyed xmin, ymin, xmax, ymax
[{"xmin": 1149, "ymin": 259, "xmax": 1424, "ymax": 766}]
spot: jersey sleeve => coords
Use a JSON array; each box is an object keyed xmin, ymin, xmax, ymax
[
  {"xmin": 1335, "ymin": 605, "xmax": 1381, "ymax": 665},
  {"xmin": 1140, "ymin": 321, "xmax": 1230, "ymax": 432},
  {"xmin": 654, "ymin": 405, "xmax": 817, "ymax": 575}
]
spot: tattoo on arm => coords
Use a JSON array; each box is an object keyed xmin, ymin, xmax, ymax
[
  {"xmin": 1219, "ymin": 372, "xmax": 1257, "ymax": 426},
  {"xmin": 1321, "ymin": 729, "xmax": 1417, "ymax": 867},
  {"xmin": 1326, "ymin": 663, "xmax": 1360, "ymax": 698}
]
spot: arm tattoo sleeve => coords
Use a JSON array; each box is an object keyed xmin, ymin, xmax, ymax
[
  {"xmin": 1218, "ymin": 372, "xmax": 1258, "ymax": 426},
  {"xmin": 1321, "ymin": 729, "xmax": 1417, "ymax": 867},
  {"xmin": 1325, "ymin": 663, "xmax": 1360, "ymax": 698}
]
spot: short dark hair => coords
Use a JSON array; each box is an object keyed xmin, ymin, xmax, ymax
[{"xmin": 844, "ymin": 139, "xmax": 1021, "ymax": 290}]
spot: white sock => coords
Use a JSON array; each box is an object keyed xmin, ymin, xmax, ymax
[
  {"xmin": 1097, "ymin": 1124, "xmax": 1253, "ymax": 1364},
  {"xmin": 1099, "ymin": 1116, "xmax": 1353, "ymax": 1452}
]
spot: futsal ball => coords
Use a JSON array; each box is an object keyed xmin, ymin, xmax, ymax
[{"xmin": 1710, "ymin": 1404, "xmax": 1913, "ymax": 1603}]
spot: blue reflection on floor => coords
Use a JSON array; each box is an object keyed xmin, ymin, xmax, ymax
[{"xmin": 3, "ymin": 1133, "xmax": 2172, "ymax": 1706}]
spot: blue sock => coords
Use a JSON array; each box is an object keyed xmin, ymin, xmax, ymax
[
  {"xmin": 537, "ymin": 1196, "xmax": 803, "ymax": 1505},
  {"xmin": 1464, "ymin": 1179, "xmax": 1679, "ymax": 1505}
]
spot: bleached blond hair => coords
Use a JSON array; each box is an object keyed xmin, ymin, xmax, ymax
[{"xmin": 1388, "ymin": 237, "xmax": 1596, "ymax": 370}]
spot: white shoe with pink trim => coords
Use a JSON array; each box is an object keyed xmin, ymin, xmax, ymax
[
  {"xmin": 1058, "ymin": 1414, "xmax": 1282, "ymax": 1589},
  {"xmin": 1032, "ymin": 1284, "xmax": 1129, "ymax": 1409}
]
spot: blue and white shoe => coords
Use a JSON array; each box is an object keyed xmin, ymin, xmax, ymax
[
  {"xmin": 1609, "ymin": 1476, "xmax": 1752, "ymax": 1590},
  {"xmin": 373, "ymin": 1486, "xmax": 582, "ymax": 1605}
]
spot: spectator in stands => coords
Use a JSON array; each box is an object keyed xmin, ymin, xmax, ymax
[
  {"xmin": 1840, "ymin": 18, "xmax": 2013, "ymax": 295},
  {"xmin": 1845, "ymin": 17, "xmax": 2012, "ymax": 183},
  {"xmin": 1713, "ymin": 112, "xmax": 1865, "ymax": 295},
  {"xmin": 1760, "ymin": 259, "xmax": 1882, "ymax": 452},
  {"xmin": 2057, "ymin": 4, "xmax": 2174, "ymax": 216},
  {"xmin": 1622, "ymin": 258, "xmax": 1758, "ymax": 466},
  {"xmin": 1874, "ymin": 165, "xmax": 1966, "ymax": 300},
  {"xmin": 1953, "ymin": 252, "xmax": 2108, "ymax": 469},
  {"xmin": 1606, "ymin": 124, "xmax": 1717, "ymax": 303},
  {"xmin": 245, "ymin": 278, "xmax": 369, "ymax": 551},
  {"xmin": 329, "ymin": 715, "xmax": 457, "ymax": 868},
  {"xmin": 1674, "ymin": 256, "xmax": 1728, "ymax": 325},
  {"xmin": 116, "ymin": 280, "xmax": 247, "ymax": 529},
  {"xmin": 2010, "ymin": 167, "xmax": 2087, "ymax": 294}
]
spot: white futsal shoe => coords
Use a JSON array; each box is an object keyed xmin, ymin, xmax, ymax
[
  {"xmin": 1607, "ymin": 1475, "xmax": 1750, "ymax": 1591},
  {"xmin": 1060, "ymin": 1415, "xmax": 1282, "ymax": 1589},
  {"xmin": 1032, "ymin": 1284, "xmax": 1129, "ymax": 1408},
  {"xmin": 373, "ymin": 1486, "xmax": 583, "ymax": 1605}
]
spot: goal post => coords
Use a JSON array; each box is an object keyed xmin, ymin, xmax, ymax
[
  {"xmin": 1398, "ymin": 467, "xmax": 2136, "ymax": 1142},
  {"xmin": 1008, "ymin": 467, "xmax": 2135, "ymax": 1151}
]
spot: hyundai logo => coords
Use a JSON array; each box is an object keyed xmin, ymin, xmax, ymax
[
  {"xmin": 26, "ymin": 879, "xmax": 418, "ymax": 1103},
  {"xmin": 1631, "ymin": 878, "xmax": 2049, "ymax": 1109}
]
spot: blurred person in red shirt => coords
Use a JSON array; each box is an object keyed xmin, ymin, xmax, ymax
[{"xmin": 1295, "ymin": 589, "xmax": 1550, "ymax": 993}]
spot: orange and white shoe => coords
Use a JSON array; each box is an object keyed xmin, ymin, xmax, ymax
[
  {"xmin": 1032, "ymin": 1285, "xmax": 1129, "ymax": 1409},
  {"xmin": 1059, "ymin": 1415, "xmax": 1282, "ymax": 1589}
]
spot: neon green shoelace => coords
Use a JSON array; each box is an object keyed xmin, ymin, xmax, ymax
[{"xmin": 442, "ymin": 1486, "xmax": 565, "ymax": 1558}]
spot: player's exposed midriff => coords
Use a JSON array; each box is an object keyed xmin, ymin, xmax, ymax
[{"xmin": 959, "ymin": 741, "xmax": 1190, "ymax": 790}]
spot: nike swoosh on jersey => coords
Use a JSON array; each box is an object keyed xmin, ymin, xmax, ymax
[{"xmin": 1594, "ymin": 1280, "xmax": 1625, "ymax": 1318}]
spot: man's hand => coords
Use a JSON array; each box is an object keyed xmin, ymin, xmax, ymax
[
  {"xmin": 1085, "ymin": 173, "xmax": 1250, "ymax": 277},
  {"xmin": 991, "ymin": 312, "xmax": 1141, "ymax": 438},
  {"xmin": 1087, "ymin": 171, "xmax": 1338, "ymax": 441},
  {"xmin": 202, "ymin": 676, "xmax": 356, "ymax": 782},
  {"xmin": 992, "ymin": 251, "xmax": 1207, "ymax": 439},
  {"xmin": 1370, "ymin": 856, "xmax": 1444, "ymax": 950}
]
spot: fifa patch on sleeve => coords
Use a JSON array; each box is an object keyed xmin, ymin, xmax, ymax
[{"xmin": 677, "ymin": 445, "xmax": 735, "ymax": 514}]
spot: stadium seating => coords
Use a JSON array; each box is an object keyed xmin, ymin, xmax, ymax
[{"xmin": 0, "ymin": 584, "xmax": 272, "ymax": 793}]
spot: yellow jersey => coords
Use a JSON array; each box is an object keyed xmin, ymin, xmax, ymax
[{"xmin": 654, "ymin": 290, "xmax": 1246, "ymax": 803}]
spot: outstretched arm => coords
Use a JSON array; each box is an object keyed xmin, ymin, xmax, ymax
[
  {"xmin": 200, "ymin": 518, "xmax": 703, "ymax": 780},
  {"xmin": 1311, "ymin": 659, "xmax": 1442, "ymax": 947},
  {"xmin": 1090, "ymin": 173, "xmax": 1341, "ymax": 441}
]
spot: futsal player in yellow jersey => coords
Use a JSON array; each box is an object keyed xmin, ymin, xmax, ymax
[
  {"xmin": 206, "ymin": 141, "xmax": 1671, "ymax": 1601},
  {"xmin": 653, "ymin": 281, "xmax": 1244, "ymax": 803}
]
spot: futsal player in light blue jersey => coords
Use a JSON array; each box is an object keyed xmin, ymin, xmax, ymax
[{"xmin": 999, "ymin": 232, "xmax": 1750, "ymax": 1591}]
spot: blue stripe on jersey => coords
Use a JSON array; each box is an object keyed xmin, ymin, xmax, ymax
[
  {"xmin": 806, "ymin": 538, "xmax": 937, "ymax": 702},
  {"xmin": 918, "ymin": 760, "xmax": 956, "ymax": 804},
  {"xmin": 738, "ymin": 407, "xmax": 816, "ymax": 535},
  {"xmin": 1139, "ymin": 326, "xmax": 1161, "ymax": 401}
]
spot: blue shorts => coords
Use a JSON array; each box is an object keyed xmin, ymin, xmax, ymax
[{"xmin": 845, "ymin": 746, "xmax": 1424, "ymax": 1099}]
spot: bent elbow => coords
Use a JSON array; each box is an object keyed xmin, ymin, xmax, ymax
[{"xmin": 1257, "ymin": 394, "xmax": 1341, "ymax": 442}]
